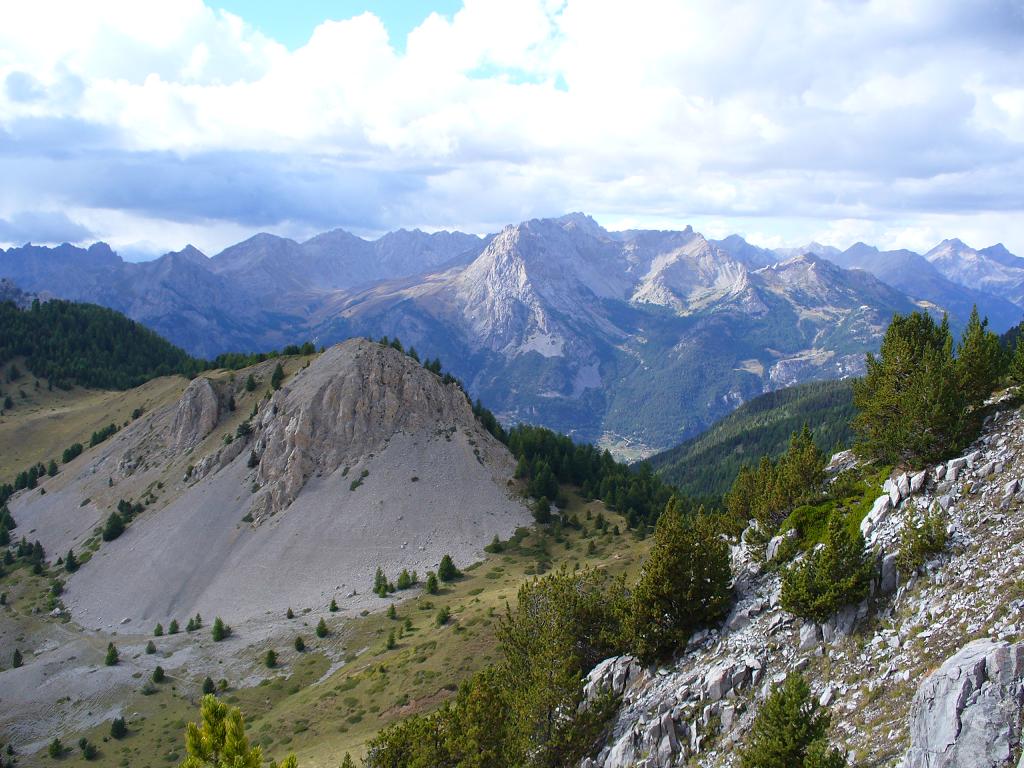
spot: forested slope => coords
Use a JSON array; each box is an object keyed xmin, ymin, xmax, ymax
[{"xmin": 648, "ymin": 379, "xmax": 855, "ymax": 498}]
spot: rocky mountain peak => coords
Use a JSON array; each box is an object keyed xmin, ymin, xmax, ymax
[{"xmin": 249, "ymin": 339, "xmax": 494, "ymax": 519}]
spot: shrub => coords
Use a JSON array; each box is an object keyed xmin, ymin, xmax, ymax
[
  {"xmin": 740, "ymin": 673, "xmax": 846, "ymax": 768},
  {"xmin": 438, "ymin": 554, "xmax": 460, "ymax": 582},
  {"xmin": 896, "ymin": 504, "xmax": 947, "ymax": 575},
  {"xmin": 484, "ymin": 535, "xmax": 504, "ymax": 553},
  {"xmin": 202, "ymin": 676, "xmax": 215, "ymax": 695},
  {"xmin": 435, "ymin": 606, "xmax": 450, "ymax": 626},
  {"xmin": 629, "ymin": 499, "xmax": 732, "ymax": 662},
  {"xmin": 101, "ymin": 512, "xmax": 125, "ymax": 542},
  {"xmin": 211, "ymin": 617, "xmax": 230, "ymax": 642},
  {"xmin": 780, "ymin": 513, "xmax": 872, "ymax": 623}
]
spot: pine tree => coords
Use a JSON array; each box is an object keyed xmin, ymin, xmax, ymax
[
  {"xmin": 955, "ymin": 306, "xmax": 1002, "ymax": 408},
  {"xmin": 110, "ymin": 717, "xmax": 128, "ymax": 739},
  {"xmin": 271, "ymin": 363, "xmax": 285, "ymax": 390},
  {"xmin": 101, "ymin": 511, "xmax": 125, "ymax": 541},
  {"xmin": 329, "ymin": 598, "xmax": 339, "ymax": 612},
  {"xmin": 152, "ymin": 665, "xmax": 165, "ymax": 683},
  {"xmin": 340, "ymin": 753, "xmax": 355, "ymax": 768},
  {"xmin": 294, "ymin": 636, "xmax": 305, "ymax": 652},
  {"xmin": 316, "ymin": 618, "xmax": 328, "ymax": 638},
  {"xmin": 64, "ymin": 548, "xmax": 78, "ymax": 572},
  {"xmin": 629, "ymin": 499, "xmax": 732, "ymax": 662},
  {"xmin": 12, "ymin": 648, "xmax": 22, "ymax": 668},
  {"xmin": 438, "ymin": 554, "xmax": 460, "ymax": 582},
  {"xmin": 245, "ymin": 373, "xmax": 257, "ymax": 392},
  {"xmin": 180, "ymin": 694, "xmax": 288, "ymax": 768},
  {"xmin": 387, "ymin": 604, "xmax": 397, "ymax": 620},
  {"xmin": 373, "ymin": 567, "xmax": 388, "ymax": 597},
  {"xmin": 286, "ymin": 607, "xmax": 294, "ymax": 619},
  {"xmin": 426, "ymin": 571, "xmax": 439, "ymax": 594},
  {"xmin": 48, "ymin": 738, "xmax": 63, "ymax": 758},
  {"xmin": 146, "ymin": 640, "xmax": 156, "ymax": 654},
  {"xmin": 386, "ymin": 629, "xmax": 396, "ymax": 649},
  {"xmin": 105, "ymin": 643, "xmax": 119, "ymax": 666},
  {"xmin": 168, "ymin": 619, "xmax": 180, "ymax": 634},
  {"xmin": 264, "ymin": 649, "xmax": 277, "ymax": 668},
  {"xmin": 853, "ymin": 311, "xmax": 968, "ymax": 464},
  {"xmin": 211, "ymin": 616, "xmax": 229, "ymax": 642},
  {"xmin": 202, "ymin": 676, "xmax": 216, "ymax": 695},
  {"xmin": 47, "ymin": 459, "xmax": 58, "ymax": 477},
  {"xmin": 740, "ymin": 673, "xmax": 845, "ymax": 768},
  {"xmin": 781, "ymin": 513, "xmax": 872, "ymax": 623},
  {"xmin": 154, "ymin": 623, "xmax": 164, "ymax": 636},
  {"xmin": 1010, "ymin": 334, "xmax": 1024, "ymax": 386}
]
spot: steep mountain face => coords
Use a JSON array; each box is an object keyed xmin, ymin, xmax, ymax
[
  {"xmin": 584, "ymin": 395, "xmax": 1024, "ymax": 767},
  {"xmin": 926, "ymin": 239, "xmax": 1024, "ymax": 310},
  {"xmin": 6, "ymin": 341, "xmax": 529, "ymax": 629},
  {"xmin": 314, "ymin": 216, "xmax": 916, "ymax": 451}
]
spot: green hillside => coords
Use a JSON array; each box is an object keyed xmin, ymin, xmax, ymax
[
  {"xmin": 648, "ymin": 379, "xmax": 856, "ymax": 499},
  {"xmin": 0, "ymin": 299, "xmax": 204, "ymax": 390}
]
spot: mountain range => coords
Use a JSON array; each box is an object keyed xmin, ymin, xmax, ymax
[{"xmin": 2, "ymin": 214, "xmax": 1021, "ymax": 452}]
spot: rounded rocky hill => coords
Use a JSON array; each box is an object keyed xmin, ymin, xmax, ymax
[{"xmin": 12, "ymin": 339, "xmax": 530, "ymax": 630}]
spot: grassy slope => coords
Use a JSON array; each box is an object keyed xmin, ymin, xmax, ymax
[
  {"xmin": 648, "ymin": 378, "xmax": 856, "ymax": 499},
  {"xmin": 0, "ymin": 361, "xmax": 190, "ymax": 482},
  {"xmin": 50, "ymin": 495, "xmax": 646, "ymax": 768}
]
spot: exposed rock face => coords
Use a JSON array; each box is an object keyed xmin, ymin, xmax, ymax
[
  {"xmin": 583, "ymin": 392, "xmax": 1024, "ymax": 768},
  {"xmin": 250, "ymin": 339, "xmax": 498, "ymax": 519},
  {"xmin": 902, "ymin": 639, "xmax": 1024, "ymax": 768},
  {"xmin": 169, "ymin": 377, "xmax": 222, "ymax": 451}
]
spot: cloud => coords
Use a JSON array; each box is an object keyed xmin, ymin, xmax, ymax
[
  {"xmin": 0, "ymin": 210, "xmax": 94, "ymax": 245},
  {"xmin": 0, "ymin": 0, "xmax": 1022, "ymax": 253}
]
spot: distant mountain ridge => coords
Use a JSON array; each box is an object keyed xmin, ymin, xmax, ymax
[{"xmin": 1, "ymin": 214, "xmax": 1020, "ymax": 451}]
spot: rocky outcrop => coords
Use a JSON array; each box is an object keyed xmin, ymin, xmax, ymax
[
  {"xmin": 249, "ymin": 339, "xmax": 499, "ymax": 519},
  {"xmin": 902, "ymin": 639, "xmax": 1024, "ymax": 768},
  {"xmin": 169, "ymin": 377, "xmax": 223, "ymax": 451},
  {"xmin": 583, "ymin": 393, "xmax": 1024, "ymax": 768}
]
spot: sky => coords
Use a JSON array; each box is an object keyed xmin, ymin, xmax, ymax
[{"xmin": 0, "ymin": 0, "xmax": 1022, "ymax": 259}]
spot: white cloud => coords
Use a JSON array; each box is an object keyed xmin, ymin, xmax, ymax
[{"xmin": 0, "ymin": 0, "xmax": 1022, "ymax": 254}]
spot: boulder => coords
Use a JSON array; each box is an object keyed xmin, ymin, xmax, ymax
[
  {"xmin": 704, "ymin": 662, "xmax": 734, "ymax": 702},
  {"xmin": 910, "ymin": 470, "xmax": 928, "ymax": 494},
  {"xmin": 766, "ymin": 529, "xmax": 797, "ymax": 562},
  {"xmin": 898, "ymin": 472, "xmax": 912, "ymax": 500},
  {"xmin": 880, "ymin": 554, "xmax": 899, "ymax": 595},
  {"xmin": 861, "ymin": 495, "xmax": 893, "ymax": 540},
  {"xmin": 583, "ymin": 656, "xmax": 642, "ymax": 706},
  {"xmin": 799, "ymin": 622, "xmax": 823, "ymax": 652},
  {"xmin": 901, "ymin": 639, "xmax": 1024, "ymax": 768}
]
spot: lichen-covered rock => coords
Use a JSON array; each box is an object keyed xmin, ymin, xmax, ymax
[{"xmin": 901, "ymin": 639, "xmax": 1024, "ymax": 768}]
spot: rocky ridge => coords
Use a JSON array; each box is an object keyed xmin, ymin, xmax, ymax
[{"xmin": 583, "ymin": 394, "xmax": 1024, "ymax": 768}]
